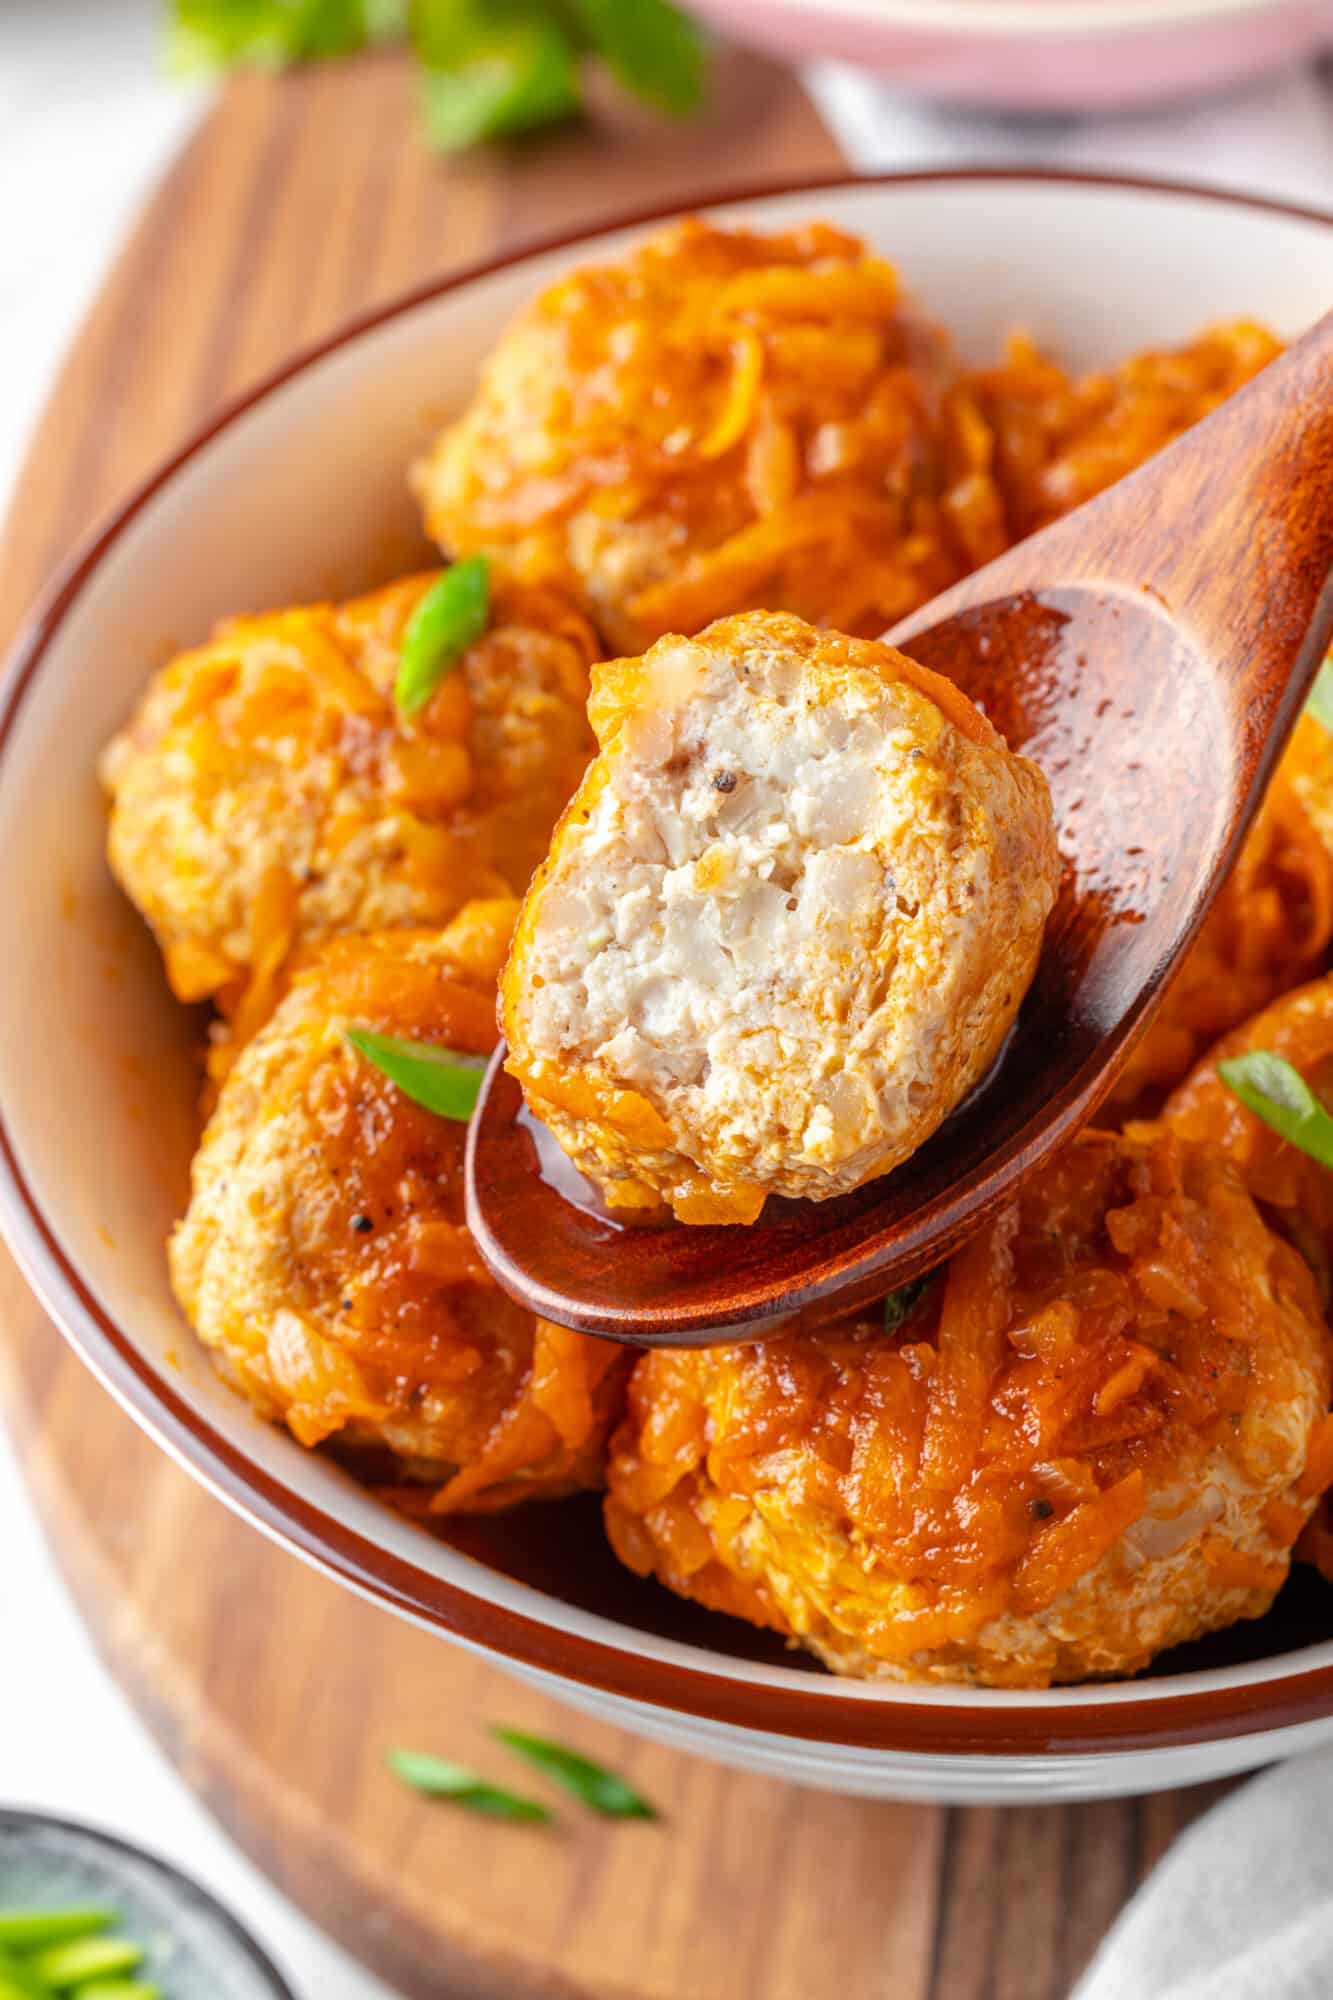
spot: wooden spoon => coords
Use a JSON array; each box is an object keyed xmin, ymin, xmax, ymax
[{"xmin": 467, "ymin": 309, "xmax": 1333, "ymax": 1345}]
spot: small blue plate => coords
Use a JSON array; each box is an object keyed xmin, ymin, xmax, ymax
[{"xmin": 0, "ymin": 1810, "xmax": 296, "ymax": 1997}]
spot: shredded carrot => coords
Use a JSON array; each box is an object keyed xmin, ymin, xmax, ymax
[
  {"xmin": 699, "ymin": 331, "xmax": 764, "ymax": 459},
  {"xmin": 918, "ymin": 1207, "xmax": 1018, "ymax": 1490},
  {"xmin": 1012, "ymin": 1471, "xmax": 1146, "ymax": 1614},
  {"xmin": 1201, "ymin": 1541, "xmax": 1288, "ymax": 1594}
]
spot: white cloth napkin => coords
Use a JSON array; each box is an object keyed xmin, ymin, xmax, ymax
[{"xmin": 1072, "ymin": 1748, "xmax": 1333, "ymax": 1999}]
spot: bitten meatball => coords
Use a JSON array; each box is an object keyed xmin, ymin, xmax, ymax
[
  {"xmin": 1111, "ymin": 710, "xmax": 1333, "ymax": 1111},
  {"xmin": 101, "ymin": 572, "xmax": 596, "ymax": 1054},
  {"xmin": 415, "ymin": 217, "xmax": 1007, "ymax": 654},
  {"xmin": 1162, "ymin": 972, "xmax": 1333, "ymax": 1291},
  {"xmin": 605, "ymin": 1129, "xmax": 1333, "ymax": 1685},
  {"xmin": 170, "ymin": 908, "xmax": 626, "ymax": 1512},
  {"xmin": 501, "ymin": 611, "xmax": 1058, "ymax": 1223}
]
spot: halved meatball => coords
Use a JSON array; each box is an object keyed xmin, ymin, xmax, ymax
[
  {"xmin": 415, "ymin": 216, "xmax": 1005, "ymax": 653},
  {"xmin": 170, "ymin": 910, "xmax": 627, "ymax": 1512},
  {"xmin": 501, "ymin": 611, "xmax": 1058, "ymax": 1222},
  {"xmin": 102, "ymin": 572, "xmax": 596, "ymax": 1055},
  {"xmin": 605, "ymin": 1128, "xmax": 1333, "ymax": 1685}
]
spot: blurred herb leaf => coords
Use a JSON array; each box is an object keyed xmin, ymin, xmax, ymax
[
  {"xmin": 166, "ymin": 0, "xmax": 706, "ymax": 142},
  {"xmin": 167, "ymin": 0, "xmax": 402, "ymax": 71},
  {"xmin": 566, "ymin": 0, "xmax": 705, "ymax": 115},
  {"xmin": 417, "ymin": 17, "xmax": 582, "ymax": 151}
]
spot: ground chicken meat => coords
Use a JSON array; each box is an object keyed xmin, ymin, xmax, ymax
[
  {"xmin": 501, "ymin": 611, "xmax": 1058, "ymax": 1223},
  {"xmin": 415, "ymin": 216, "xmax": 1007, "ymax": 654},
  {"xmin": 170, "ymin": 909, "xmax": 627, "ymax": 1512},
  {"xmin": 101, "ymin": 571, "xmax": 596, "ymax": 1066},
  {"xmin": 604, "ymin": 1128, "xmax": 1333, "ymax": 1686}
]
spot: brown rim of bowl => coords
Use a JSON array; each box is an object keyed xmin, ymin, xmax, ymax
[{"xmin": 2, "ymin": 167, "xmax": 1332, "ymax": 1761}]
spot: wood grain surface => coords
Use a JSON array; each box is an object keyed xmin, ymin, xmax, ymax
[{"xmin": 0, "ymin": 45, "xmax": 1223, "ymax": 2000}]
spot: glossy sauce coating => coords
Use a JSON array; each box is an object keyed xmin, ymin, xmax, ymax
[
  {"xmin": 606, "ymin": 1129, "xmax": 1333, "ymax": 1684},
  {"xmin": 171, "ymin": 914, "xmax": 627, "ymax": 1512}
]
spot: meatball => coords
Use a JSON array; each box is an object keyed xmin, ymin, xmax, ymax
[
  {"xmin": 170, "ymin": 909, "xmax": 627, "ymax": 1512},
  {"xmin": 605, "ymin": 1128, "xmax": 1333, "ymax": 1685},
  {"xmin": 1162, "ymin": 972, "xmax": 1333, "ymax": 1290},
  {"xmin": 415, "ymin": 217, "xmax": 1005, "ymax": 654},
  {"xmin": 970, "ymin": 319, "xmax": 1282, "ymax": 541},
  {"xmin": 102, "ymin": 572, "xmax": 596, "ymax": 1051},
  {"xmin": 500, "ymin": 612, "xmax": 1058, "ymax": 1223},
  {"xmin": 1111, "ymin": 710, "xmax": 1333, "ymax": 1111}
]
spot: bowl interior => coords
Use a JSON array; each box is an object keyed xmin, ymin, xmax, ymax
[{"xmin": 3, "ymin": 175, "xmax": 1333, "ymax": 1736}]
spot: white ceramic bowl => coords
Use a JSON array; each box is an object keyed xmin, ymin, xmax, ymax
[
  {"xmin": 2, "ymin": 172, "xmax": 1333, "ymax": 1805},
  {"xmin": 694, "ymin": 0, "xmax": 1333, "ymax": 111}
]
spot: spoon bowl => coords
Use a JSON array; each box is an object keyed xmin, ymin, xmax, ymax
[{"xmin": 468, "ymin": 310, "xmax": 1333, "ymax": 1344}]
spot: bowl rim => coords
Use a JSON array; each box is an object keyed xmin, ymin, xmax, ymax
[
  {"xmin": 698, "ymin": 0, "xmax": 1323, "ymax": 36},
  {"xmin": 0, "ymin": 1806, "xmax": 298, "ymax": 1996},
  {"xmin": 3, "ymin": 165, "xmax": 1333, "ymax": 1761}
]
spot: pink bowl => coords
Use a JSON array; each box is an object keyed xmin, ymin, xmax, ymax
[{"xmin": 696, "ymin": 0, "xmax": 1333, "ymax": 110}]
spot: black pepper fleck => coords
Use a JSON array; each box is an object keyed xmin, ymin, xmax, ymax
[
  {"xmin": 1027, "ymin": 1497, "xmax": 1054, "ymax": 1520},
  {"xmin": 712, "ymin": 770, "xmax": 738, "ymax": 793},
  {"xmin": 351, "ymin": 1213, "xmax": 374, "ymax": 1234}
]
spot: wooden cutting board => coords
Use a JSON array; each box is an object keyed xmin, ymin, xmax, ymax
[{"xmin": 0, "ymin": 46, "xmax": 1221, "ymax": 2000}]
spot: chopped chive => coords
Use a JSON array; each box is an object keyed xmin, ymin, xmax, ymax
[
  {"xmin": 0, "ymin": 1911, "xmax": 114, "ymax": 1949},
  {"xmin": 28, "ymin": 1936, "xmax": 145, "ymax": 1988},
  {"xmin": 0, "ymin": 1945, "xmax": 47, "ymax": 2000},
  {"xmin": 1218, "ymin": 1050, "xmax": 1333, "ymax": 1169},
  {"xmin": 1306, "ymin": 657, "xmax": 1333, "ymax": 735},
  {"xmin": 387, "ymin": 1747, "xmax": 551, "ymax": 1822},
  {"xmin": 346, "ymin": 1029, "xmax": 485, "ymax": 1121},
  {"xmin": 491, "ymin": 1726, "xmax": 658, "ymax": 1819},
  {"xmin": 69, "ymin": 1984, "xmax": 162, "ymax": 2000},
  {"xmin": 394, "ymin": 557, "xmax": 490, "ymax": 718},
  {"xmin": 882, "ymin": 1273, "xmax": 932, "ymax": 1336}
]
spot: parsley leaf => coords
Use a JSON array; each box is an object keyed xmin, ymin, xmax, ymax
[
  {"xmin": 165, "ymin": 0, "xmax": 705, "ymax": 143},
  {"xmin": 566, "ymin": 0, "xmax": 706, "ymax": 116}
]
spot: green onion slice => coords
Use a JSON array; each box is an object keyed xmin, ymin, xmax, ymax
[
  {"xmin": 491, "ymin": 1727, "xmax": 658, "ymax": 1819},
  {"xmin": 394, "ymin": 557, "xmax": 490, "ymax": 718},
  {"xmin": 882, "ymin": 1273, "xmax": 932, "ymax": 1336},
  {"xmin": 0, "ymin": 1944, "xmax": 48, "ymax": 2000},
  {"xmin": 0, "ymin": 1912, "xmax": 114, "ymax": 1950},
  {"xmin": 387, "ymin": 1748, "xmax": 550, "ymax": 1821},
  {"xmin": 72, "ymin": 1984, "xmax": 163, "ymax": 2000},
  {"xmin": 1306, "ymin": 655, "xmax": 1333, "ymax": 735},
  {"xmin": 27, "ymin": 1935, "xmax": 145, "ymax": 1988},
  {"xmin": 1218, "ymin": 1050, "xmax": 1333, "ymax": 1169},
  {"xmin": 346, "ymin": 1030, "xmax": 485, "ymax": 1121}
]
